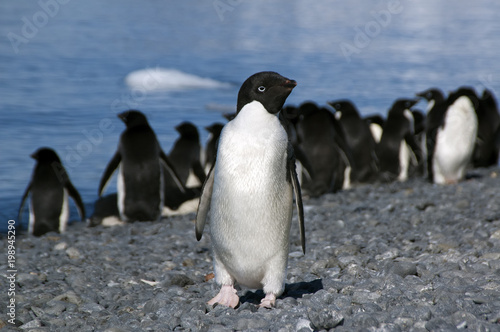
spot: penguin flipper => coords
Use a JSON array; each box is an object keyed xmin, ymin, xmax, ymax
[
  {"xmin": 288, "ymin": 143, "xmax": 306, "ymax": 254},
  {"xmin": 98, "ymin": 151, "xmax": 121, "ymax": 196},
  {"xmin": 160, "ymin": 149, "xmax": 186, "ymax": 194},
  {"xmin": 18, "ymin": 182, "xmax": 32, "ymax": 222},
  {"xmin": 65, "ymin": 180, "xmax": 86, "ymax": 221},
  {"xmin": 192, "ymin": 160, "xmax": 207, "ymax": 184},
  {"xmin": 195, "ymin": 165, "xmax": 215, "ymax": 241}
]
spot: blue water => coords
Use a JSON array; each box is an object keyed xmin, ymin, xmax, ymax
[{"xmin": 2, "ymin": 0, "xmax": 500, "ymax": 233}]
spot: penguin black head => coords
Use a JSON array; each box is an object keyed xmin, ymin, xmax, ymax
[
  {"xmin": 298, "ymin": 101, "xmax": 320, "ymax": 118},
  {"xmin": 31, "ymin": 147, "xmax": 61, "ymax": 163},
  {"xmin": 118, "ymin": 110, "xmax": 149, "ymax": 128},
  {"xmin": 447, "ymin": 86, "xmax": 479, "ymax": 110},
  {"xmin": 175, "ymin": 122, "xmax": 199, "ymax": 139},
  {"xmin": 236, "ymin": 71, "xmax": 297, "ymax": 114},
  {"xmin": 416, "ymin": 88, "xmax": 445, "ymax": 103},
  {"xmin": 205, "ymin": 123, "xmax": 224, "ymax": 135},
  {"xmin": 328, "ymin": 99, "xmax": 360, "ymax": 119},
  {"xmin": 389, "ymin": 98, "xmax": 419, "ymax": 113}
]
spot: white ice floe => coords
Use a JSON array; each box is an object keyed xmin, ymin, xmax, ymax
[{"xmin": 125, "ymin": 67, "xmax": 231, "ymax": 91}]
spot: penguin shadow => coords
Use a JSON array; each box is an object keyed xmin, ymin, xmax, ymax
[
  {"xmin": 238, "ymin": 279, "xmax": 323, "ymax": 306},
  {"xmin": 465, "ymin": 172, "xmax": 483, "ymax": 180}
]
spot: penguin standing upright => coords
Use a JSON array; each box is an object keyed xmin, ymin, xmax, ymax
[
  {"xmin": 417, "ymin": 88, "xmax": 447, "ymax": 181},
  {"xmin": 161, "ymin": 122, "xmax": 206, "ymax": 215},
  {"xmin": 203, "ymin": 122, "xmax": 225, "ymax": 173},
  {"xmin": 195, "ymin": 71, "xmax": 305, "ymax": 308},
  {"xmin": 425, "ymin": 87, "xmax": 478, "ymax": 184},
  {"xmin": 167, "ymin": 122, "xmax": 206, "ymax": 187},
  {"xmin": 18, "ymin": 147, "xmax": 86, "ymax": 236},
  {"xmin": 472, "ymin": 88, "xmax": 500, "ymax": 167},
  {"xmin": 375, "ymin": 98, "xmax": 421, "ymax": 182},
  {"xmin": 98, "ymin": 110, "xmax": 184, "ymax": 222},
  {"xmin": 294, "ymin": 102, "xmax": 352, "ymax": 195},
  {"xmin": 329, "ymin": 99, "xmax": 378, "ymax": 183}
]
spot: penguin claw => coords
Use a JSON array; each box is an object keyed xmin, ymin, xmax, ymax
[
  {"xmin": 259, "ymin": 293, "xmax": 276, "ymax": 308},
  {"xmin": 208, "ymin": 285, "xmax": 239, "ymax": 308}
]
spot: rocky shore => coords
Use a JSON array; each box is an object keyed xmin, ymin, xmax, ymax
[{"xmin": 2, "ymin": 166, "xmax": 500, "ymax": 331}]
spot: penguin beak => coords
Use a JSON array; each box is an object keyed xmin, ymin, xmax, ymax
[
  {"xmin": 282, "ymin": 79, "xmax": 297, "ymax": 90},
  {"xmin": 117, "ymin": 113, "xmax": 127, "ymax": 123}
]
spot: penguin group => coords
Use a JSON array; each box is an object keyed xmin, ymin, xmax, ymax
[
  {"xmin": 17, "ymin": 80, "xmax": 500, "ymax": 237},
  {"xmin": 284, "ymin": 86, "xmax": 500, "ymax": 195},
  {"xmin": 15, "ymin": 70, "xmax": 500, "ymax": 308}
]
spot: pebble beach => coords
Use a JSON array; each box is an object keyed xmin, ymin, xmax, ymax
[{"xmin": 2, "ymin": 166, "xmax": 500, "ymax": 331}]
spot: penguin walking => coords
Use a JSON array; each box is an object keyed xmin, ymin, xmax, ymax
[
  {"xmin": 375, "ymin": 98, "xmax": 421, "ymax": 182},
  {"xmin": 329, "ymin": 99, "xmax": 378, "ymax": 184},
  {"xmin": 195, "ymin": 71, "xmax": 305, "ymax": 308},
  {"xmin": 98, "ymin": 110, "xmax": 184, "ymax": 222},
  {"xmin": 18, "ymin": 147, "xmax": 86, "ymax": 236},
  {"xmin": 423, "ymin": 87, "xmax": 478, "ymax": 184}
]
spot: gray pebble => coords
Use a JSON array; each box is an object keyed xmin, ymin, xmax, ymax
[{"xmin": 4, "ymin": 166, "xmax": 500, "ymax": 330}]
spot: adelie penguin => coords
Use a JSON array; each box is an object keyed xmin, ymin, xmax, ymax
[
  {"xmin": 204, "ymin": 122, "xmax": 224, "ymax": 174},
  {"xmin": 18, "ymin": 147, "xmax": 86, "ymax": 236},
  {"xmin": 162, "ymin": 122, "xmax": 205, "ymax": 216},
  {"xmin": 167, "ymin": 121, "xmax": 206, "ymax": 187},
  {"xmin": 98, "ymin": 110, "xmax": 185, "ymax": 222},
  {"xmin": 376, "ymin": 98, "xmax": 422, "ymax": 182},
  {"xmin": 472, "ymin": 88, "xmax": 500, "ymax": 167},
  {"xmin": 294, "ymin": 101, "xmax": 353, "ymax": 195},
  {"xmin": 419, "ymin": 87, "xmax": 478, "ymax": 184},
  {"xmin": 416, "ymin": 87, "xmax": 447, "ymax": 180},
  {"xmin": 329, "ymin": 99, "xmax": 378, "ymax": 184},
  {"xmin": 195, "ymin": 71, "xmax": 305, "ymax": 308}
]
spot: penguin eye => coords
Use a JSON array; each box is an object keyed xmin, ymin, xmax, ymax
[{"xmin": 257, "ymin": 86, "xmax": 266, "ymax": 93}]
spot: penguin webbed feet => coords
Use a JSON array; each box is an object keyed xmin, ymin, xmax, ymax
[
  {"xmin": 207, "ymin": 284, "xmax": 240, "ymax": 309},
  {"xmin": 259, "ymin": 293, "xmax": 276, "ymax": 308}
]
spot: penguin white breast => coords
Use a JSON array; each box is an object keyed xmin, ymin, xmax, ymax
[
  {"xmin": 369, "ymin": 123, "xmax": 383, "ymax": 143},
  {"xmin": 117, "ymin": 166, "xmax": 126, "ymax": 221},
  {"xmin": 59, "ymin": 189, "xmax": 70, "ymax": 233},
  {"xmin": 433, "ymin": 96, "xmax": 478, "ymax": 183},
  {"xmin": 210, "ymin": 101, "xmax": 293, "ymax": 285}
]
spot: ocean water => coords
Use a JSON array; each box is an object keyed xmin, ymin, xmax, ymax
[{"xmin": 1, "ymin": 0, "xmax": 500, "ymax": 233}]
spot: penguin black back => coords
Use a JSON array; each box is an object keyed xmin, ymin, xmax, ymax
[
  {"xmin": 295, "ymin": 101, "xmax": 351, "ymax": 196},
  {"xmin": 98, "ymin": 110, "xmax": 184, "ymax": 222},
  {"xmin": 473, "ymin": 89, "xmax": 500, "ymax": 167},
  {"xmin": 329, "ymin": 99, "xmax": 378, "ymax": 183},
  {"xmin": 376, "ymin": 98, "xmax": 419, "ymax": 182},
  {"xmin": 18, "ymin": 147, "xmax": 85, "ymax": 236},
  {"xmin": 417, "ymin": 88, "xmax": 447, "ymax": 181}
]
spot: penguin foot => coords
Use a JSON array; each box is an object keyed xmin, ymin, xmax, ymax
[
  {"xmin": 259, "ymin": 293, "xmax": 276, "ymax": 308},
  {"xmin": 208, "ymin": 285, "xmax": 239, "ymax": 308}
]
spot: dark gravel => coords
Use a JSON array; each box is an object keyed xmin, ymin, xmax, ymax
[{"xmin": 2, "ymin": 167, "xmax": 500, "ymax": 331}]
